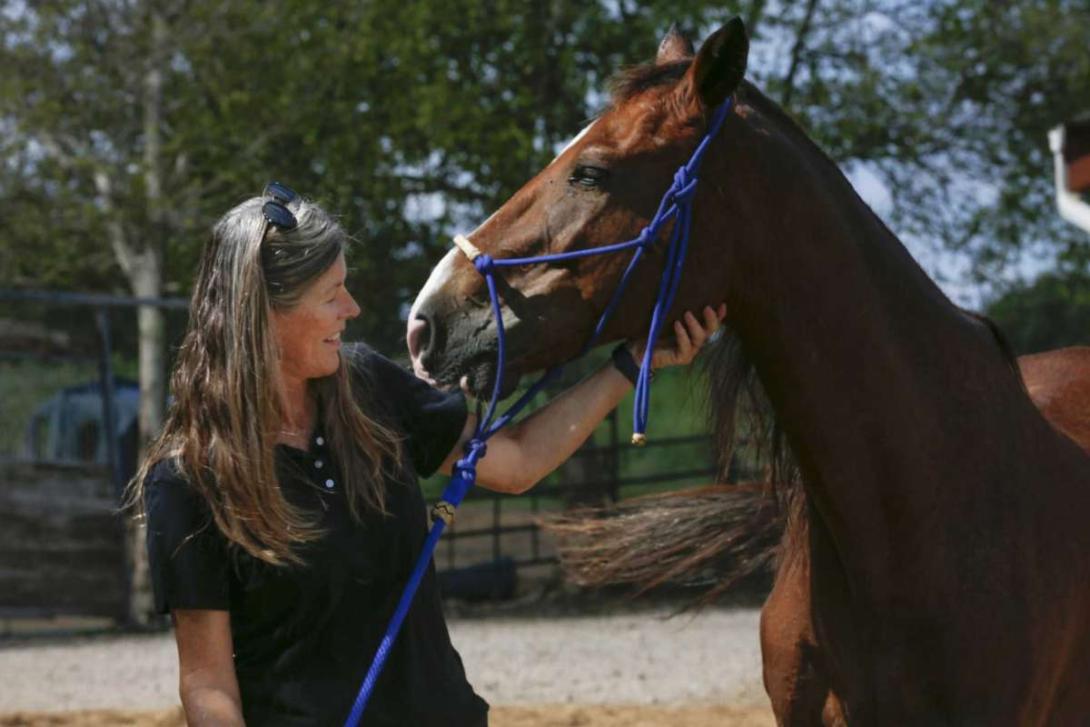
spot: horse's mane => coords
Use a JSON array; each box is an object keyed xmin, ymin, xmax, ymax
[
  {"xmin": 609, "ymin": 60, "xmax": 690, "ymax": 104},
  {"xmin": 960, "ymin": 308, "xmax": 1026, "ymax": 391},
  {"xmin": 702, "ymin": 331, "xmax": 799, "ymax": 501}
]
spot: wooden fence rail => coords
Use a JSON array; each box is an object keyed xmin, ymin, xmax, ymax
[{"xmin": 0, "ymin": 461, "xmax": 127, "ymax": 620}]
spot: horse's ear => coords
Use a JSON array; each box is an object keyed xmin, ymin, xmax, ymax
[
  {"xmin": 656, "ymin": 22, "xmax": 694, "ymax": 64},
  {"xmin": 686, "ymin": 17, "xmax": 748, "ymax": 110}
]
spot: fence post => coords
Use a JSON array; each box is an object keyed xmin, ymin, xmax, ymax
[
  {"xmin": 96, "ymin": 308, "xmax": 133, "ymax": 626},
  {"xmin": 95, "ymin": 309, "xmax": 123, "ymax": 496}
]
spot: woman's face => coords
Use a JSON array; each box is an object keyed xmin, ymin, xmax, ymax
[{"xmin": 271, "ymin": 252, "xmax": 360, "ymax": 382}]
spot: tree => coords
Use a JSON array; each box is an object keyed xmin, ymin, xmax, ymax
[
  {"xmin": 756, "ymin": 0, "xmax": 1090, "ymax": 286},
  {"xmin": 2, "ymin": 1, "xmax": 195, "ymax": 623},
  {"xmin": 987, "ymin": 271, "xmax": 1090, "ymax": 354},
  {"xmin": 1, "ymin": 0, "xmax": 747, "ymax": 343},
  {"xmin": 6, "ymin": 1, "xmax": 1089, "ymax": 309}
]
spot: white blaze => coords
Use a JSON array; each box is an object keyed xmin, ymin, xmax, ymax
[
  {"xmin": 409, "ymin": 246, "xmax": 459, "ymax": 326},
  {"xmin": 407, "ymin": 246, "xmax": 461, "ymax": 379}
]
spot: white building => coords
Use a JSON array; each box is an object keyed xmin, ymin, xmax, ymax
[{"xmin": 1049, "ymin": 116, "xmax": 1090, "ymax": 235}]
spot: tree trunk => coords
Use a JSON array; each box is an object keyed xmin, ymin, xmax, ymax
[
  {"xmin": 139, "ymin": 5, "xmax": 168, "ymax": 450},
  {"xmin": 122, "ymin": 4, "xmax": 170, "ymax": 627}
]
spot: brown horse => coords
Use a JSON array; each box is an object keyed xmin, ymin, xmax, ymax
[
  {"xmin": 757, "ymin": 345, "xmax": 1090, "ymax": 725},
  {"xmin": 408, "ymin": 18, "xmax": 1090, "ymax": 724},
  {"xmin": 540, "ymin": 344, "xmax": 1090, "ymax": 726}
]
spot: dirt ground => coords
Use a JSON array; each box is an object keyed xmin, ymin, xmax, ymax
[
  {"xmin": 0, "ymin": 705, "xmax": 775, "ymax": 727},
  {"xmin": 1, "ymin": 600, "xmax": 773, "ymax": 726}
]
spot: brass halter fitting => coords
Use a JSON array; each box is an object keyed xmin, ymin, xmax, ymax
[{"xmin": 431, "ymin": 500, "xmax": 456, "ymax": 526}]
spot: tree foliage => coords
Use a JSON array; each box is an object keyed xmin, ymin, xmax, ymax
[
  {"xmin": 987, "ymin": 270, "xmax": 1090, "ymax": 354},
  {"xmin": 765, "ymin": 0, "xmax": 1090, "ymax": 283},
  {"xmin": 2, "ymin": 0, "xmax": 1088, "ymax": 352},
  {"xmin": 0, "ymin": 0, "xmax": 732, "ymax": 349}
]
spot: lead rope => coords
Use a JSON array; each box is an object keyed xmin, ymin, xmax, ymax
[{"xmin": 343, "ymin": 97, "xmax": 733, "ymax": 727}]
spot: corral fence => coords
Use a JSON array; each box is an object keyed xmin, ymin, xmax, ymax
[
  {"xmin": 0, "ymin": 289, "xmax": 731, "ymax": 624},
  {"xmin": 1, "ymin": 289, "xmax": 189, "ymax": 626},
  {"xmin": 432, "ymin": 429, "xmax": 724, "ymax": 600}
]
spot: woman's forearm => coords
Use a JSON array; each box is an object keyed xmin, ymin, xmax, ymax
[
  {"xmin": 181, "ymin": 687, "xmax": 246, "ymax": 726},
  {"xmin": 466, "ymin": 305, "xmax": 725, "ymax": 493},
  {"xmin": 503, "ymin": 359, "xmax": 632, "ymax": 491}
]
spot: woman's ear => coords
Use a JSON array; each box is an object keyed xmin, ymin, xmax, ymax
[{"xmin": 683, "ymin": 17, "xmax": 749, "ymax": 111}]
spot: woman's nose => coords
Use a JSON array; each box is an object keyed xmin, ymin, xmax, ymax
[{"xmin": 344, "ymin": 293, "xmax": 361, "ymax": 320}]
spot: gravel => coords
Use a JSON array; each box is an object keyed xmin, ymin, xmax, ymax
[{"xmin": 0, "ymin": 607, "xmax": 767, "ymax": 713}]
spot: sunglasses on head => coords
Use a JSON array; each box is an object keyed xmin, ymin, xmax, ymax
[{"xmin": 262, "ymin": 181, "xmax": 298, "ymax": 230}]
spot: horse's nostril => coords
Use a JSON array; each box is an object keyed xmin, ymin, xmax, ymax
[{"xmin": 407, "ymin": 316, "xmax": 430, "ymax": 361}]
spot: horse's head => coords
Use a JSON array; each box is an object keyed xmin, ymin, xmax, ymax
[{"xmin": 409, "ymin": 19, "xmax": 749, "ymax": 396}]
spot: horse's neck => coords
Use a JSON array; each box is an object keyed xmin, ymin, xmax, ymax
[{"xmin": 714, "ymin": 106, "xmax": 1035, "ymax": 589}]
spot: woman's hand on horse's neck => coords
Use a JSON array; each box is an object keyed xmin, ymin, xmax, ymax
[{"xmin": 629, "ymin": 305, "xmax": 726, "ymax": 368}]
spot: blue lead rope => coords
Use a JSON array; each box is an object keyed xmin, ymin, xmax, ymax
[{"xmin": 343, "ymin": 97, "xmax": 734, "ymax": 727}]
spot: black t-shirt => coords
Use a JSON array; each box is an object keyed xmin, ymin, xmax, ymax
[{"xmin": 144, "ymin": 344, "xmax": 488, "ymax": 726}]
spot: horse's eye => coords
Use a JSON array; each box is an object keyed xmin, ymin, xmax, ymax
[{"xmin": 569, "ymin": 165, "xmax": 610, "ymax": 189}]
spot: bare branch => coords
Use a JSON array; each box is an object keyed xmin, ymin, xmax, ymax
[
  {"xmin": 781, "ymin": 0, "xmax": 822, "ymax": 109},
  {"xmin": 92, "ymin": 169, "xmax": 135, "ymax": 278},
  {"xmin": 745, "ymin": 0, "xmax": 769, "ymax": 38},
  {"xmin": 34, "ymin": 131, "xmax": 85, "ymax": 172}
]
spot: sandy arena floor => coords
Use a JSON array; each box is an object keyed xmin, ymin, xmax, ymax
[
  {"xmin": 0, "ymin": 705, "xmax": 774, "ymax": 726},
  {"xmin": 0, "ymin": 606, "xmax": 773, "ymax": 726}
]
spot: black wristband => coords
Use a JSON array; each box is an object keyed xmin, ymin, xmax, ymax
[{"xmin": 611, "ymin": 343, "xmax": 648, "ymax": 387}]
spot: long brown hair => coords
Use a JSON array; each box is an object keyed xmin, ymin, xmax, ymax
[{"xmin": 126, "ymin": 194, "xmax": 403, "ymax": 565}]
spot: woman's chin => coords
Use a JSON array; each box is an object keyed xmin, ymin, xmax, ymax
[{"xmin": 312, "ymin": 356, "xmax": 342, "ymax": 380}]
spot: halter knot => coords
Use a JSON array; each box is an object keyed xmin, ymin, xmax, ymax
[
  {"xmin": 452, "ymin": 439, "xmax": 486, "ymax": 486},
  {"xmin": 672, "ymin": 167, "xmax": 699, "ymax": 201},
  {"xmin": 636, "ymin": 228, "xmax": 654, "ymax": 248},
  {"xmin": 474, "ymin": 254, "xmax": 495, "ymax": 275},
  {"xmin": 462, "ymin": 437, "xmax": 488, "ymax": 463}
]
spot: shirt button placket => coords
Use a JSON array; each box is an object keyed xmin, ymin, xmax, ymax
[{"xmin": 314, "ymin": 434, "xmax": 332, "ymax": 489}]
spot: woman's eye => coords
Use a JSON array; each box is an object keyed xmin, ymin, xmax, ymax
[{"xmin": 569, "ymin": 165, "xmax": 609, "ymax": 189}]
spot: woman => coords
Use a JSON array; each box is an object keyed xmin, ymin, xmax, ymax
[{"xmin": 128, "ymin": 183, "xmax": 725, "ymax": 726}]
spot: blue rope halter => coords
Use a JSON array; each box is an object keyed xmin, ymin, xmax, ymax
[{"xmin": 344, "ymin": 96, "xmax": 733, "ymax": 726}]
